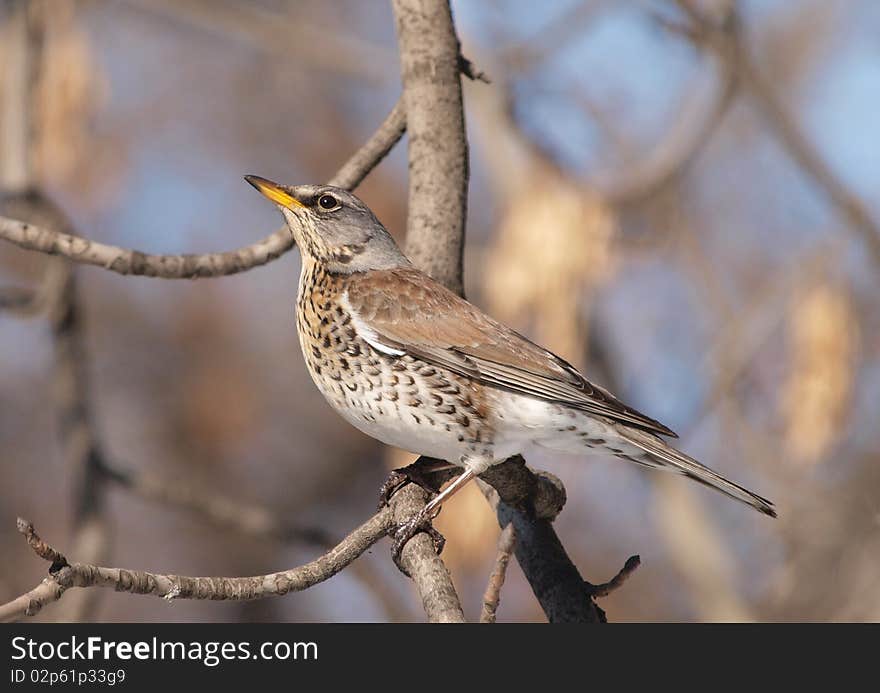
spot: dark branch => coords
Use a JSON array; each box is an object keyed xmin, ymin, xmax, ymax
[
  {"xmin": 391, "ymin": 0, "xmax": 614, "ymax": 623},
  {"xmin": 589, "ymin": 555, "xmax": 641, "ymax": 598}
]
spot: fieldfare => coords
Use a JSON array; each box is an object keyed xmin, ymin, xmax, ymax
[{"xmin": 245, "ymin": 175, "xmax": 775, "ymax": 557}]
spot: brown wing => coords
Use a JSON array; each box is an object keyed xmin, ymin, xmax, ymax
[{"xmin": 345, "ymin": 267, "xmax": 677, "ymax": 438}]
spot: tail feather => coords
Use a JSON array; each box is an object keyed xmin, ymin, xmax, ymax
[{"xmin": 618, "ymin": 429, "xmax": 777, "ymax": 518}]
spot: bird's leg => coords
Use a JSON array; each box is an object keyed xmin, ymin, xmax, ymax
[
  {"xmin": 376, "ymin": 456, "xmax": 458, "ymax": 510},
  {"xmin": 391, "ymin": 468, "xmax": 476, "ymax": 574}
]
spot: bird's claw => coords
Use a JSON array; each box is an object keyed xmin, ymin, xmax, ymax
[
  {"xmin": 390, "ymin": 514, "xmax": 446, "ymax": 576},
  {"xmin": 377, "ymin": 469, "xmax": 411, "ymax": 511},
  {"xmin": 376, "ymin": 462, "xmax": 447, "ymax": 510}
]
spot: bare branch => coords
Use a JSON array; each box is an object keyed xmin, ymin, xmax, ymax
[
  {"xmin": 479, "ymin": 456, "xmax": 567, "ymax": 521},
  {"xmin": 458, "ymin": 54, "xmax": 491, "ymax": 84},
  {"xmin": 0, "ymin": 0, "xmax": 39, "ymax": 191},
  {"xmin": 0, "ymin": 513, "xmax": 392, "ymax": 622},
  {"xmin": 480, "ymin": 523, "xmax": 516, "ymax": 623},
  {"xmin": 382, "ymin": 0, "xmax": 476, "ymax": 622},
  {"xmin": 98, "ymin": 461, "xmax": 334, "ymax": 548},
  {"xmin": 0, "ymin": 98, "xmax": 406, "ymax": 278},
  {"xmin": 388, "ymin": 484, "xmax": 466, "ymax": 623},
  {"xmin": 0, "ymin": 2, "xmax": 111, "ymax": 622},
  {"xmin": 0, "ymin": 284, "xmax": 39, "ymax": 313},
  {"xmin": 597, "ymin": 56, "xmax": 737, "ymax": 205},
  {"xmin": 393, "ymin": 0, "xmax": 469, "ymax": 296},
  {"xmin": 330, "ymin": 100, "xmax": 407, "ymax": 192},
  {"xmin": 589, "ymin": 555, "xmax": 641, "ymax": 598},
  {"xmin": 18, "ymin": 518, "xmax": 67, "ymax": 567},
  {"xmin": 481, "ymin": 480, "xmax": 603, "ymax": 623},
  {"xmin": 672, "ymin": 0, "xmax": 880, "ymax": 269},
  {"xmin": 96, "ymin": 460, "xmax": 411, "ymax": 621},
  {"xmin": 502, "ymin": 0, "xmax": 614, "ymax": 74},
  {"xmin": 122, "ymin": 0, "xmax": 395, "ymax": 83},
  {"xmin": 391, "ymin": 0, "xmax": 615, "ymax": 623}
]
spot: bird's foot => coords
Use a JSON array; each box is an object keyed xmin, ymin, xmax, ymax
[
  {"xmin": 376, "ymin": 458, "xmax": 455, "ymax": 510},
  {"xmin": 390, "ymin": 508, "xmax": 446, "ymax": 576},
  {"xmin": 377, "ymin": 469, "xmax": 413, "ymax": 511},
  {"xmin": 378, "ymin": 457, "xmax": 455, "ymax": 575}
]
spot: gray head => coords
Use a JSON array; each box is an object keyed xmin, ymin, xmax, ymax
[{"xmin": 244, "ymin": 175, "xmax": 410, "ymax": 274}]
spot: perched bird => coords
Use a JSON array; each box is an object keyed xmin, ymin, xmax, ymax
[{"xmin": 245, "ymin": 175, "xmax": 775, "ymax": 551}]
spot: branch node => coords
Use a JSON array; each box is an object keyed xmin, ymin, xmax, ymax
[{"xmin": 459, "ymin": 54, "xmax": 490, "ymax": 83}]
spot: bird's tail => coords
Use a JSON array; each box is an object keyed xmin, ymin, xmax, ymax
[{"xmin": 618, "ymin": 428, "xmax": 777, "ymax": 518}]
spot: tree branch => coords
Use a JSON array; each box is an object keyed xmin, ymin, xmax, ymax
[
  {"xmin": 393, "ymin": 0, "xmax": 469, "ymax": 296},
  {"xmin": 0, "ymin": 1, "xmax": 111, "ymax": 622},
  {"xmin": 96, "ymin": 459, "xmax": 409, "ymax": 621},
  {"xmin": 0, "ymin": 513, "xmax": 392, "ymax": 622},
  {"xmin": 97, "ymin": 461, "xmax": 335, "ymax": 548},
  {"xmin": 122, "ymin": 0, "xmax": 395, "ymax": 84},
  {"xmin": 0, "ymin": 98, "xmax": 406, "ymax": 278},
  {"xmin": 597, "ymin": 52, "xmax": 737, "ymax": 205},
  {"xmin": 589, "ymin": 555, "xmax": 641, "ymax": 598},
  {"xmin": 0, "ymin": 0, "xmax": 635, "ymax": 624},
  {"xmin": 390, "ymin": 0, "xmax": 614, "ymax": 623},
  {"xmin": 480, "ymin": 522, "xmax": 515, "ymax": 623},
  {"xmin": 671, "ymin": 0, "xmax": 880, "ymax": 269},
  {"xmin": 478, "ymin": 469, "xmax": 603, "ymax": 623},
  {"xmin": 380, "ymin": 0, "xmax": 473, "ymax": 622},
  {"xmin": 388, "ymin": 484, "xmax": 465, "ymax": 622},
  {"xmin": 0, "ymin": 284, "xmax": 37, "ymax": 311}
]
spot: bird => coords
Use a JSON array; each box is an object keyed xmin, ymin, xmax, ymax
[{"xmin": 245, "ymin": 175, "xmax": 775, "ymax": 556}]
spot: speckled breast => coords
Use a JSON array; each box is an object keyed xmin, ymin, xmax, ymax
[{"xmin": 295, "ymin": 262, "xmax": 493, "ymax": 463}]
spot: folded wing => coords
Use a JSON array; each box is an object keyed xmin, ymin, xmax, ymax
[{"xmin": 345, "ymin": 268, "xmax": 677, "ymax": 438}]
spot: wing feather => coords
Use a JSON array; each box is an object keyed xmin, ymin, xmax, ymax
[{"xmin": 345, "ymin": 268, "xmax": 677, "ymax": 438}]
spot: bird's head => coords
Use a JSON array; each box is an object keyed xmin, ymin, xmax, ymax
[{"xmin": 245, "ymin": 175, "xmax": 409, "ymax": 274}]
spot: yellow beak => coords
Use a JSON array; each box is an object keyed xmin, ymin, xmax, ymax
[{"xmin": 244, "ymin": 175, "xmax": 305, "ymax": 209}]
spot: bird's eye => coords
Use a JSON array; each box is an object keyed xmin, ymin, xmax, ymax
[{"xmin": 318, "ymin": 194, "xmax": 338, "ymax": 210}]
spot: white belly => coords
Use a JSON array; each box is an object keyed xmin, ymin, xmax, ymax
[
  {"xmin": 336, "ymin": 403, "xmax": 474, "ymax": 463},
  {"xmin": 487, "ymin": 390, "xmax": 618, "ymax": 458}
]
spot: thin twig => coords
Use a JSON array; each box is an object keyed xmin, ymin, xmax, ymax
[
  {"xmin": 123, "ymin": 0, "xmax": 394, "ymax": 83},
  {"xmin": 0, "ymin": 2, "xmax": 111, "ymax": 622},
  {"xmin": 0, "ymin": 512, "xmax": 392, "ymax": 622},
  {"xmin": 0, "ymin": 98, "xmax": 406, "ymax": 278},
  {"xmin": 98, "ymin": 461, "xmax": 335, "ymax": 548},
  {"xmin": 480, "ymin": 523, "xmax": 516, "ymax": 623},
  {"xmin": 598, "ymin": 56, "xmax": 736, "ymax": 205},
  {"xmin": 0, "ymin": 285, "xmax": 38, "ymax": 312},
  {"xmin": 96, "ymin": 460, "xmax": 410, "ymax": 621},
  {"xmin": 502, "ymin": 0, "xmax": 614, "ymax": 74},
  {"xmin": 588, "ymin": 555, "xmax": 641, "ymax": 598},
  {"xmin": 459, "ymin": 54, "xmax": 491, "ymax": 83},
  {"xmin": 671, "ymin": 0, "xmax": 880, "ymax": 269},
  {"xmin": 18, "ymin": 519, "xmax": 67, "ymax": 567}
]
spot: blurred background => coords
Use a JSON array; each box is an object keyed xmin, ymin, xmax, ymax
[{"xmin": 0, "ymin": 0, "xmax": 878, "ymax": 622}]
